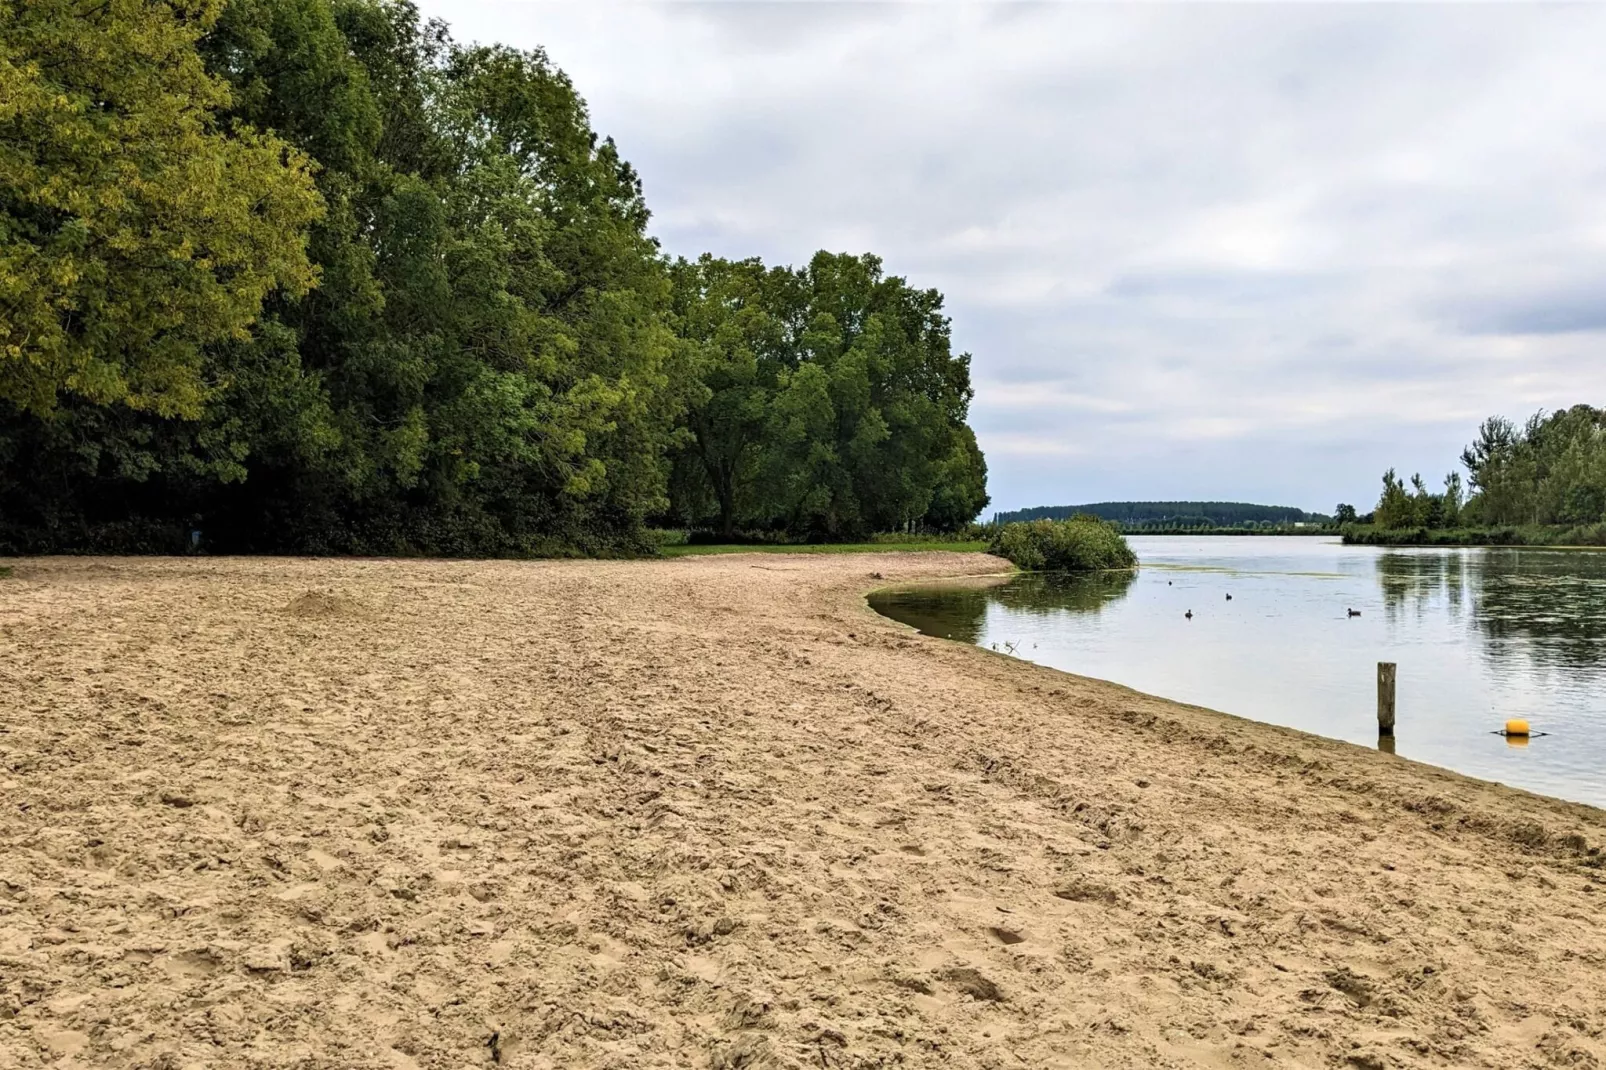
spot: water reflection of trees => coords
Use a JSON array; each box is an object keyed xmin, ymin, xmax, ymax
[
  {"xmin": 992, "ymin": 570, "xmax": 1139, "ymax": 614},
  {"xmin": 1377, "ymin": 552, "xmax": 1468, "ymax": 626},
  {"xmin": 870, "ymin": 586, "xmax": 992, "ymax": 644},
  {"xmin": 1375, "ymin": 550, "xmax": 1606, "ymax": 670},
  {"xmin": 869, "ymin": 570, "xmax": 1137, "ymax": 645}
]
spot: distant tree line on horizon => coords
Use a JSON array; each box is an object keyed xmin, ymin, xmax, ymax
[
  {"xmin": 0, "ymin": 0, "xmax": 984, "ymax": 556},
  {"xmin": 1353, "ymin": 404, "xmax": 1606, "ymax": 542},
  {"xmin": 994, "ymin": 501, "xmax": 1329, "ymax": 529}
]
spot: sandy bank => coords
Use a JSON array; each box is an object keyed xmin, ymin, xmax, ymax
[{"xmin": 1, "ymin": 553, "xmax": 1604, "ymax": 1069}]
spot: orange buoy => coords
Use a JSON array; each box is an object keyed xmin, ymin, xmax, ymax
[
  {"xmin": 1504, "ymin": 718, "xmax": 1530, "ymax": 737},
  {"xmin": 1505, "ymin": 734, "xmax": 1530, "ymax": 749}
]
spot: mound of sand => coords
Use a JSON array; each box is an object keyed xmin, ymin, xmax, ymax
[{"xmin": 0, "ymin": 552, "xmax": 1603, "ymax": 1069}]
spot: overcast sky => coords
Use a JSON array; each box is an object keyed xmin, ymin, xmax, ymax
[{"xmin": 417, "ymin": 1, "xmax": 1606, "ymax": 514}]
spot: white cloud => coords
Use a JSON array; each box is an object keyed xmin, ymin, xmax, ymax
[{"xmin": 419, "ymin": 0, "xmax": 1606, "ymax": 512}]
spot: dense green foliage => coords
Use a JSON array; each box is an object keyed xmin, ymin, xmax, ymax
[
  {"xmin": 664, "ymin": 253, "xmax": 986, "ymax": 540},
  {"xmin": 1343, "ymin": 523, "xmax": 1606, "ymax": 547},
  {"xmin": 988, "ymin": 516, "xmax": 1137, "ymax": 572},
  {"xmin": 1460, "ymin": 406, "xmax": 1606, "ymax": 527},
  {"xmin": 0, "ymin": 0, "xmax": 986, "ymax": 555},
  {"xmin": 995, "ymin": 501, "xmax": 1324, "ymax": 528},
  {"xmin": 1353, "ymin": 404, "xmax": 1606, "ymax": 545},
  {"xmin": 1371, "ymin": 468, "xmax": 1464, "ymax": 530},
  {"xmin": 1, "ymin": 0, "xmax": 323, "ymax": 417}
]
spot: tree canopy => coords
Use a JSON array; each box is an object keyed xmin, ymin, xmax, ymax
[
  {"xmin": 1367, "ymin": 404, "xmax": 1606, "ymax": 533},
  {"xmin": 0, "ymin": 0, "xmax": 987, "ymax": 554},
  {"xmin": 1461, "ymin": 406, "xmax": 1606, "ymax": 527},
  {"xmin": 666, "ymin": 252, "xmax": 985, "ymax": 539},
  {"xmin": 0, "ymin": 0, "xmax": 322, "ymax": 417}
]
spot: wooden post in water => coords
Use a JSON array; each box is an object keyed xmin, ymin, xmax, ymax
[{"xmin": 1377, "ymin": 662, "xmax": 1397, "ymax": 737}]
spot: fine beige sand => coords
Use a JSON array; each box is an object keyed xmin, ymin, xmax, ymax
[{"xmin": 2, "ymin": 553, "xmax": 1605, "ymax": 1070}]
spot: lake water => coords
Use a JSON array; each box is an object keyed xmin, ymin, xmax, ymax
[{"xmin": 869, "ymin": 536, "xmax": 1606, "ymax": 809}]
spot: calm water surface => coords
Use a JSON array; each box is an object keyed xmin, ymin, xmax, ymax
[{"xmin": 869, "ymin": 536, "xmax": 1606, "ymax": 808}]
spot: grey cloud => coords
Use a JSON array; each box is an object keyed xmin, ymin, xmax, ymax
[
  {"xmin": 675, "ymin": 2, "xmax": 901, "ymax": 51},
  {"xmin": 1104, "ymin": 271, "xmax": 1328, "ymax": 305},
  {"xmin": 1453, "ymin": 290, "xmax": 1606, "ymax": 337}
]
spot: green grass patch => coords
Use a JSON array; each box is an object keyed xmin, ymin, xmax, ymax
[
  {"xmin": 0, "ymin": 566, "xmax": 10, "ymax": 578},
  {"xmin": 662, "ymin": 540, "xmax": 988, "ymax": 557}
]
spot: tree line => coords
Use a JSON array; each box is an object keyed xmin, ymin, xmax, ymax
[
  {"xmin": 995, "ymin": 501, "xmax": 1323, "ymax": 528},
  {"xmin": 1358, "ymin": 404, "xmax": 1606, "ymax": 537},
  {"xmin": 0, "ymin": 0, "xmax": 986, "ymax": 555}
]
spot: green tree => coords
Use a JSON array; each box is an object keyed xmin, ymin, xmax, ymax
[
  {"xmin": 1374, "ymin": 469, "xmax": 1413, "ymax": 529},
  {"xmin": 0, "ymin": 0, "xmax": 322, "ymax": 417},
  {"xmin": 200, "ymin": 2, "xmax": 684, "ymax": 552},
  {"xmin": 924, "ymin": 425, "xmax": 990, "ymax": 532},
  {"xmin": 1369, "ymin": 468, "xmax": 1470, "ymax": 531},
  {"xmin": 667, "ymin": 255, "xmax": 795, "ymax": 538},
  {"xmin": 666, "ymin": 251, "xmax": 987, "ymax": 539},
  {"xmin": 1441, "ymin": 471, "xmax": 1463, "ymax": 526},
  {"xmin": 783, "ymin": 252, "xmax": 981, "ymax": 536}
]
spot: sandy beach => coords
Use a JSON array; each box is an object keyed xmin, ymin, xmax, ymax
[{"xmin": 1, "ymin": 552, "xmax": 1604, "ymax": 1069}]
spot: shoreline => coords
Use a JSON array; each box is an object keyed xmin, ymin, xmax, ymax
[
  {"xmin": 865, "ymin": 565, "xmax": 1605, "ymax": 811},
  {"xmin": 2, "ymin": 552, "xmax": 1604, "ymax": 1068},
  {"xmin": 863, "ymin": 559, "xmax": 1603, "ymax": 817},
  {"xmin": 1341, "ymin": 526, "xmax": 1606, "ymax": 550}
]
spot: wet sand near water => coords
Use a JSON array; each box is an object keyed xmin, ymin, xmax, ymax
[{"xmin": 1, "ymin": 553, "xmax": 1604, "ymax": 1069}]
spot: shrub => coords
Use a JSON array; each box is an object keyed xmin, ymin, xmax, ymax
[
  {"xmin": 988, "ymin": 516, "xmax": 1137, "ymax": 572},
  {"xmin": 647, "ymin": 528, "xmax": 690, "ymax": 547}
]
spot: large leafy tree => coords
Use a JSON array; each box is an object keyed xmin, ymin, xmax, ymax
[
  {"xmin": 668, "ymin": 254, "xmax": 799, "ymax": 538},
  {"xmin": 925, "ymin": 425, "xmax": 990, "ymax": 532},
  {"xmin": 0, "ymin": 0, "xmax": 322, "ymax": 417},
  {"xmin": 440, "ymin": 42, "xmax": 685, "ymax": 537},
  {"xmin": 668, "ymin": 251, "xmax": 987, "ymax": 538},
  {"xmin": 800, "ymin": 252, "xmax": 982, "ymax": 534}
]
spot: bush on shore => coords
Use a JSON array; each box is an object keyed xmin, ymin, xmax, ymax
[{"xmin": 988, "ymin": 516, "xmax": 1137, "ymax": 572}]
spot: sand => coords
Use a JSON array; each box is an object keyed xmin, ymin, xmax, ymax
[{"xmin": 1, "ymin": 552, "xmax": 1604, "ymax": 1070}]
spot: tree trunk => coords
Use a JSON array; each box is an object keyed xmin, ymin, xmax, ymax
[{"xmin": 718, "ymin": 478, "xmax": 736, "ymax": 541}]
